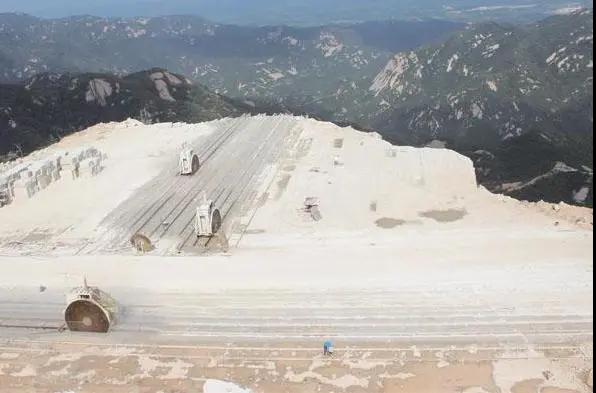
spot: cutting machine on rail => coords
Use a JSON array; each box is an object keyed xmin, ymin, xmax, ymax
[
  {"xmin": 64, "ymin": 278, "xmax": 118, "ymax": 333},
  {"xmin": 179, "ymin": 146, "xmax": 200, "ymax": 176},
  {"xmin": 195, "ymin": 193, "xmax": 222, "ymax": 237}
]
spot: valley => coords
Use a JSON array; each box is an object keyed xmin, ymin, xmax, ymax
[{"xmin": 0, "ymin": 10, "xmax": 593, "ymax": 206}]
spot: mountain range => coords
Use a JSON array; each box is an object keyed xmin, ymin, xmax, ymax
[
  {"xmin": 0, "ymin": 69, "xmax": 252, "ymax": 159},
  {"xmin": 360, "ymin": 9, "xmax": 593, "ymax": 206},
  {"xmin": 0, "ymin": 13, "xmax": 462, "ymax": 91},
  {"xmin": 0, "ymin": 11, "xmax": 593, "ymax": 205}
]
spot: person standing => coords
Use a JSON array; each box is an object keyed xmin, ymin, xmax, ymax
[{"xmin": 323, "ymin": 340, "xmax": 334, "ymax": 356}]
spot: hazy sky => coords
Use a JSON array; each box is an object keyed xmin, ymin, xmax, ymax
[
  {"xmin": 1, "ymin": 0, "xmax": 143, "ymax": 15},
  {"xmin": 1, "ymin": 0, "xmax": 592, "ymax": 25}
]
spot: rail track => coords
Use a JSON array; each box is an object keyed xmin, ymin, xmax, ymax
[
  {"xmin": 0, "ymin": 289, "xmax": 592, "ymax": 347},
  {"xmin": 81, "ymin": 116, "xmax": 300, "ymax": 255}
]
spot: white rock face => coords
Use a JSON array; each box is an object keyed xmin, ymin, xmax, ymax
[
  {"xmin": 553, "ymin": 6, "xmax": 584, "ymax": 14},
  {"xmin": 471, "ymin": 102, "xmax": 484, "ymax": 119},
  {"xmin": 482, "ymin": 44, "xmax": 500, "ymax": 58},
  {"xmin": 85, "ymin": 79, "xmax": 113, "ymax": 107},
  {"xmin": 267, "ymin": 71, "xmax": 285, "ymax": 81},
  {"xmin": 370, "ymin": 52, "xmax": 418, "ymax": 96},
  {"xmin": 317, "ymin": 31, "xmax": 344, "ymax": 57},
  {"xmin": 149, "ymin": 71, "xmax": 165, "ymax": 81},
  {"xmin": 447, "ymin": 53, "xmax": 459, "ymax": 72},
  {"xmin": 164, "ymin": 72, "xmax": 183, "ymax": 86},
  {"xmin": 573, "ymin": 186, "xmax": 590, "ymax": 203},
  {"xmin": 150, "ymin": 72, "xmax": 178, "ymax": 102},
  {"xmin": 393, "ymin": 145, "xmax": 478, "ymax": 192},
  {"xmin": 154, "ymin": 79, "xmax": 176, "ymax": 102}
]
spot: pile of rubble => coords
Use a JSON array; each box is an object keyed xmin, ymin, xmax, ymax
[
  {"xmin": 528, "ymin": 200, "xmax": 594, "ymax": 229},
  {"xmin": 0, "ymin": 147, "xmax": 106, "ymax": 208}
]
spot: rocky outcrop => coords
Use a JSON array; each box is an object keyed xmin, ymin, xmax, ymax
[
  {"xmin": 85, "ymin": 79, "xmax": 114, "ymax": 107},
  {"xmin": 0, "ymin": 69, "xmax": 253, "ymax": 161}
]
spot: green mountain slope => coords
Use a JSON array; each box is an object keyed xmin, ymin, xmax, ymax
[
  {"xmin": 352, "ymin": 10, "xmax": 593, "ymax": 206},
  {"xmin": 0, "ymin": 14, "xmax": 462, "ymax": 105},
  {"xmin": 0, "ymin": 11, "xmax": 593, "ymax": 205},
  {"xmin": 0, "ymin": 69, "xmax": 251, "ymax": 160}
]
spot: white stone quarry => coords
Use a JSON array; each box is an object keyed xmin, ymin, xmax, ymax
[
  {"xmin": 391, "ymin": 145, "xmax": 477, "ymax": 192},
  {"xmin": 0, "ymin": 115, "xmax": 592, "ymax": 393},
  {"xmin": 60, "ymin": 155, "xmax": 80, "ymax": 181},
  {"xmin": 0, "ymin": 146, "xmax": 106, "ymax": 207},
  {"xmin": 10, "ymin": 171, "xmax": 41, "ymax": 201}
]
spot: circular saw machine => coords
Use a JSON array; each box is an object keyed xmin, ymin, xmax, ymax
[{"xmin": 64, "ymin": 278, "xmax": 118, "ymax": 333}]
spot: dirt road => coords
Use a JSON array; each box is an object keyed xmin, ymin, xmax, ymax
[
  {"xmin": 0, "ymin": 337, "xmax": 592, "ymax": 393},
  {"xmin": 0, "ymin": 284, "xmax": 592, "ymax": 345},
  {"xmin": 0, "ymin": 255, "xmax": 592, "ymax": 391}
]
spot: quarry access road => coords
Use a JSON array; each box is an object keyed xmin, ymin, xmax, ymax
[
  {"xmin": 81, "ymin": 115, "xmax": 301, "ymax": 255},
  {"xmin": 0, "ymin": 270, "xmax": 593, "ymax": 393},
  {"xmin": 0, "ymin": 334, "xmax": 591, "ymax": 392},
  {"xmin": 0, "ymin": 288, "xmax": 591, "ymax": 348},
  {"xmin": 0, "ymin": 261, "xmax": 593, "ymax": 391},
  {"xmin": 0, "ymin": 256, "xmax": 592, "ymax": 349}
]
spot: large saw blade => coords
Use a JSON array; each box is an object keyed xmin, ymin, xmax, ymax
[{"xmin": 65, "ymin": 300, "xmax": 110, "ymax": 333}]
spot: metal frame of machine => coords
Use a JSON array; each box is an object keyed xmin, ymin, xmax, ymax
[
  {"xmin": 64, "ymin": 278, "xmax": 118, "ymax": 333},
  {"xmin": 194, "ymin": 194, "xmax": 222, "ymax": 237},
  {"xmin": 179, "ymin": 147, "xmax": 200, "ymax": 176}
]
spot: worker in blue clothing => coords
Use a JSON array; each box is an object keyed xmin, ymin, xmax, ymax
[{"xmin": 323, "ymin": 340, "xmax": 334, "ymax": 356}]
